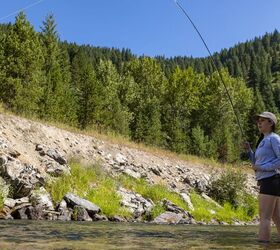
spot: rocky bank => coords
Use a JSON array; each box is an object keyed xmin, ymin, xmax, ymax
[{"xmin": 0, "ymin": 113, "xmax": 258, "ymax": 224}]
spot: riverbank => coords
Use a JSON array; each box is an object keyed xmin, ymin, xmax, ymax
[{"xmin": 0, "ymin": 113, "xmax": 258, "ymax": 224}]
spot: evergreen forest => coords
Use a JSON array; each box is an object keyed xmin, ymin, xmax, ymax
[{"xmin": 0, "ymin": 12, "xmax": 280, "ymax": 163}]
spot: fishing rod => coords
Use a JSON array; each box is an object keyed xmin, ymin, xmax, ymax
[
  {"xmin": 0, "ymin": 0, "xmax": 45, "ymax": 22},
  {"xmin": 173, "ymin": 0, "xmax": 245, "ymax": 138}
]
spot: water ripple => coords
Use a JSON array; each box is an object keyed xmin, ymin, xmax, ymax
[{"xmin": 0, "ymin": 220, "xmax": 277, "ymax": 249}]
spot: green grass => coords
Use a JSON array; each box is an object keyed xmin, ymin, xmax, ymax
[
  {"xmin": 0, "ymin": 181, "xmax": 7, "ymax": 210},
  {"xmin": 46, "ymin": 163, "xmax": 189, "ymax": 220},
  {"xmin": 190, "ymin": 191, "xmax": 220, "ymax": 222},
  {"xmin": 0, "ymin": 192, "xmax": 4, "ymax": 210},
  {"xmin": 86, "ymin": 177, "xmax": 130, "ymax": 217},
  {"xmin": 144, "ymin": 203, "xmax": 166, "ymax": 220},
  {"xmin": 118, "ymin": 174, "xmax": 188, "ymax": 211},
  {"xmin": 46, "ymin": 161, "xmax": 257, "ymax": 223},
  {"xmin": 46, "ymin": 173, "xmax": 71, "ymax": 203},
  {"xmin": 190, "ymin": 191, "xmax": 258, "ymax": 224},
  {"xmin": 46, "ymin": 161, "xmax": 131, "ymax": 218}
]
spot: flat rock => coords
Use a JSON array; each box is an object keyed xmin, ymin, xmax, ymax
[
  {"xmin": 153, "ymin": 212, "xmax": 184, "ymax": 224},
  {"xmin": 64, "ymin": 193, "xmax": 100, "ymax": 215}
]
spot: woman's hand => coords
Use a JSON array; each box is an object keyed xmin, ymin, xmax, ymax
[
  {"xmin": 252, "ymin": 165, "xmax": 258, "ymax": 171},
  {"xmin": 243, "ymin": 141, "xmax": 252, "ymax": 152}
]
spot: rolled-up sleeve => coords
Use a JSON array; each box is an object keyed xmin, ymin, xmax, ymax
[{"xmin": 258, "ymin": 136, "xmax": 280, "ymax": 171}]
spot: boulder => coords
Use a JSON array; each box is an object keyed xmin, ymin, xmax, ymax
[
  {"xmin": 13, "ymin": 207, "xmax": 29, "ymax": 220},
  {"xmin": 46, "ymin": 149, "xmax": 67, "ymax": 165},
  {"xmin": 114, "ymin": 153, "xmax": 127, "ymax": 165},
  {"xmin": 44, "ymin": 160, "xmax": 70, "ymax": 176},
  {"xmin": 110, "ymin": 215, "xmax": 126, "ymax": 222},
  {"xmin": 72, "ymin": 205, "xmax": 92, "ymax": 221},
  {"xmin": 0, "ymin": 154, "xmax": 8, "ymax": 166},
  {"xmin": 57, "ymin": 210, "xmax": 72, "ymax": 221},
  {"xmin": 1, "ymin": 160, "xmax": 44, "ymax": 198},
  {"xmin": 153, "ymin": 212, "xmax": 184, "ymax": 224},
  {"xmin": 64, "ymin": 193, "xmax": 100, "ymax": 217},
  {"xmin": 26, "ymin": 205, "xmax": 44, "ymax": 220},
  {"xmin": 117, "ymin": 187, "xmax": 154, "ymax": 218},
  {"xmin": 180, "ymin": 193, "xmax": 194, "ymax": 211},
  {"xmin": 161, "ymin": 199, "xmax": 186, "ymax": 214},
  {"xmin": 92, "ymin": 214, "xmax": 108, "ymax": 221},
  {"xmin": 10, "ymin": 202, "xmax": 32, "ymax": 219},
  {"xmin": 123, "ymin": 169, "xmax": 141, "ymax": 179},
  {"xmin": 183, "ymin": 173, "xmax": 210, "ymax": 193},
  {"xmin": 57, "ymin": 200, "xmax": 72, "ymax": 221},
  {"xmin": 30, "ymin": 187, "xmax": 54, "ymax": 210},
  {"xmin": 36, "ymin": 144, "xmax": 67, "ymax": 165},
  {"xmin": 4, "ymin": 198, "xmax": 16, "ymax": 208}
]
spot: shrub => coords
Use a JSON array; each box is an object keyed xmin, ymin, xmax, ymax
[{"xmin": 208, "ymin": 168, "xmax": 246, "ymax": 207}]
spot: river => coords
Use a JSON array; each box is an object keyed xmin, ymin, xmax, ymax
[{"xmin": 0, "ymin": 220, "xmax": 279, "ymax": 249}]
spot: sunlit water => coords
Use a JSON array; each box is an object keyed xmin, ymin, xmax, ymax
[{"xmin": 0, "ymin": 220, "xmax": 280, "ymax": 249}]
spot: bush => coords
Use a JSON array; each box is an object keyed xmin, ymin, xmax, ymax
[{"xmin": 208, "ymin": 168, "xmax": 246, "ymax": 207}]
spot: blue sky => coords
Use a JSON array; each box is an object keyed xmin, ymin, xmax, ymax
[{"xmin": 0, "ymin": 0, "xmax": 280, "ymax": 58}]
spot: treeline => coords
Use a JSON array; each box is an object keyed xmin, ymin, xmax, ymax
[
  {"xmin": 0, "ymin": 13, "xmax": 279, "ymax": 162},
  {"xmin": 157, "ymin": 30, "xmax": 280, "ymax": 112}
]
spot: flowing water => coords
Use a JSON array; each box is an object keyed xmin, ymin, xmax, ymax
[{"xmin": 0, "ymin": 220, "xmax": 279, "ymax": 249}]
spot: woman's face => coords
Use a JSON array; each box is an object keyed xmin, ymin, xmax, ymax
[{"xmin": 257, "ymin": 117, "xmax": 273, "ymax": 134}]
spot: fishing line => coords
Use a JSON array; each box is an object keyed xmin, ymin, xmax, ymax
[
  {"xmin": 173, "ymin": 0, "xmax": 245, "ymax": 138},
  {"xmin": 0, "ymin": 0, "xmax": 45, "ymax": 22}
]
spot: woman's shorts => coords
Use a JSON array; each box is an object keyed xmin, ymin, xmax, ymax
[{"xmin": 258, "ymin": 174, "xmax": 280, "ymax": 196}]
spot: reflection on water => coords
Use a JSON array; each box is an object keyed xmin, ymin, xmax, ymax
[{"xmin": 0, "ymin": 220, "xmax": 279, "ymax": 249}]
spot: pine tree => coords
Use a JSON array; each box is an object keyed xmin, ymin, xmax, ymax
[
  {"xmin": 248, "ymin": 59, "xmax": 261, "ymax": 89},
  {"xmin": 125, "ymin": 57, "xmax": 166, "ymax": 146},
  {"xmin": 0, "ymin": 12, "xmax": 44, "ymax": 115},
  {"xmin": 71, "ymin": 50, "xmax": 98, "ymax": 129},
  {"xmin": 194, "ymin": 69, "xmax": 253, "ymax": 161},
  {"xmin": 95, "ymin": 59, "xmax": 132, "ymax": 135},
  {"xmin": 162, "ymin": 67, "xmax": 202, "ymax": 153},
  {"xmin": 40, "ymin": 14, "xmax": 77, "ymax": 124}
]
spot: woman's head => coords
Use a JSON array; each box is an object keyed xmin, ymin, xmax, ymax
[{"xmin": 256, "ymin": 111, "xmax": 277, "ymax": 134}]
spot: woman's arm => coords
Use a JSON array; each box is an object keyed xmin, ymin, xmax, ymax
[{"xmin": 256, "ymin": 136, "xmax": 280, "ymax": 171}]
